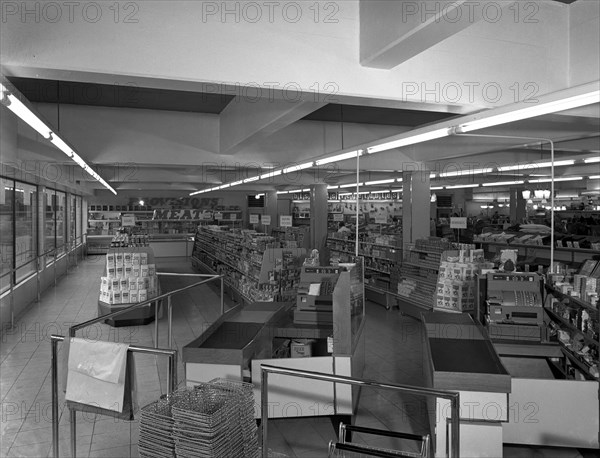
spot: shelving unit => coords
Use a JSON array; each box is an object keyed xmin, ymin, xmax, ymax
[
  {"xmin": 326, "ymin": 234, "xmax": 402, "ymax": 309},
  {"xmin": 191, "ymin": 226, "xmax": 306, "ymax": 304},
  {"xmin": 271, "ymin": 226, "xmax": 311, "ymax": 249},
  {"xmin": 544, "ymin": 285, "xmax": 599, "ymax": 380}
]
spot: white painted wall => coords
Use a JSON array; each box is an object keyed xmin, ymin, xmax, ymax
[{"xmin": 569, "ymin": 0, "xmax": 600, "ymax": 86}]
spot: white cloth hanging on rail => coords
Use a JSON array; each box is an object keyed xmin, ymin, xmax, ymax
[{"xmin": 65, "ymin": 338, "xmax": 129, "ymax": 413}]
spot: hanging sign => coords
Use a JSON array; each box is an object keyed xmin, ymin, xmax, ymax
[
  {"xmin": 333, "ymin": 213, "xmax": 344, "ymax": 222},
  {"xmin": 450, "ymin": 217, "xmax": 467, "ymax": 229},
  {"xmin": 279, "ymin": 215, "xmax": 293, "ymax": 227},
  {"xmin": 262, "ymin": 215, "xmax": 271, "ymax": 225},
  {"xmin": 121, "ymin": 214, "xmax": 136, "ymax": 226},
  {"xmin": 229, "ymin": 213, "xmax": 237, "ymax": 221},
  {"xmin": 214, "ymin": 212, "xmax": 223, "ymax": 220},
  {"xmin": 374, "ymin": 215, "xmax": 387, "ymax": 224},
  {"xmin": 250, "ymin": 214, "xmax": 259, "ymax": 224}
]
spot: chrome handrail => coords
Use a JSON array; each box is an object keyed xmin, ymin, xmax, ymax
[
  {"xmin": 260, "ymin": 364, "xmax": 461, "ymax": 458},
  {"xmin": 70, "ymin": 272, "xmax": 225, "ymax": 349},
  {"xmin": 50, "ymin": 334, "xmax": 178, "ymax": 458}
]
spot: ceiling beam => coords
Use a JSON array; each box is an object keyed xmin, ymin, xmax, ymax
[{"xmin": 219, "ymin": 97, "xmax": 326, "ymax": 154}]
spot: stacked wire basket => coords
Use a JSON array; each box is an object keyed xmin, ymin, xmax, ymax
[{"xmin": 139, "ymin": 379, "xmax": 259, "ymax": 458}]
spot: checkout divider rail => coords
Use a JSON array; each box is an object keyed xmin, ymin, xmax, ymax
[
  {"xmin": 51, "ymin": 271, "xmax": 228, "ymax": 457},
  {"xmin": 260, "ymin": 364, "xmax": 461, "ymax": 458}
]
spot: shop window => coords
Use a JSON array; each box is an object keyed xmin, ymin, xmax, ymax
[
  {"xmin": 55, "ymin": 191, "xmax": 66, "ymax": 255},
  {"xmin": 0, "ymin": 177, "xmax": 14, "ymax": 294},
  {"xmin": 44, "ymin": 188, "xmax": 56, "ymax": 261},
  {"xmin": 14, "ymin": 181, "xmax": 37, "ymax": 283},
  {"xmin": 69, "ymin": 194, "xmax": 76, "ymax": 247}
]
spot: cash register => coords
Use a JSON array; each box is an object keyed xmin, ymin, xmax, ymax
[{"xmin": 486, "ymin": 272, "xmax": 543, "ymax": 327}]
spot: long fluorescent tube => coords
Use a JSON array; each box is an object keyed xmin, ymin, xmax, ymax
[
  {"xmin": 431, "ymin": 186, "xmax": 444, "ymax": 190},
  {"xmin": 230, "ymin": 180, "xmax": 244, "ymax": 186},
  {"xmin": 276, "ymin": 191, "xmax": 289, "ymax": 194},
  {"xmin": 440, "ymin": 167, "xmax": 492, "ymax": 178},
  {"xmin": 339, "ymin": 183, "xmax": 362, "ymax": 188},
  {"xmin": 456, "ymin": 88, "xmax": 600, "ymax": 133},
  {"xmin": 589, "ymin": 175, "xmax": 600, "ymax": 179},
  {"xmin": 499, "ymin": 160, "xmax": 574, "ymax": 172},
  {"xmin": 584, "ymin": 157, "xmax": 600, "ymax": 164},
  {"xmin": 50, "ymin": 134, "xmax": 74, "ymax": 158},
  {"xmin": 367, "ymin": 128, "xmax": 450, "ymax": 154},
  {"xmin": 327, "ymin": 185, "xmax": 339, "ymax": 190},
  {"xmin": 391, "ymin": 188, "xmax": 403, "ymax": 193},
  {"xmin": 243, "ymin": 176, "xmax": 260, "ymax": 183},
  {"xmin": 5, "ymin": 93, "xmax": 52, "ymax": 139},
  {"xmin": 482, "ymin": 180, "xmax": 524, "ymax": 187},
  {"xmin": 445, "ymin": 184, "xmax": 480, "ymax": 189},
  {"xmin": 283, "ymin": 162, "xmax": 313, "ymax": 173},
  {"xmin": 529, "ymin": 176, "xmax": 582, "ymax": 183},
  {"xmin": 365, "ymin": 179, "xmax": 395, "ymax": 186},
  {"xmin": 260, "ymin": 169, "xmax": 282, "ymax": 179},
  {"xmin": 315, "ymin": 151, "xmax": 360, "ymax": 166}
]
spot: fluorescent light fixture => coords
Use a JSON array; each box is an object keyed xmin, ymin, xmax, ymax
[
  {"xmin": 327, "ymin": 185, "xmax": 339, "ymax": 190},
  {"xmin": 522, "ymin": 190, "xmax": 531, "ymax": 199},
  {"xmin": 0, "ymin": 82, "xmax": 6, "ymax": 101},
  {"xmin": 219, "ymin": 184, "xmax": 231, "ymax": 189},
  {"xmin": 534, "ymin": 190, "xmax": 545, "ymax": 199},
  {"xmin": 339, "ymin": 183, "xmax": 362, "ymax": 188},
  {"xmin": 431, "ymin": 186, "xmax": 444, "ymax": 190},
  {"xmin": 287, "ymin": 189, "xmax": 302, "ymax": 193},
  {"xmin": 456, "ymin": 86, "xmax": 600, "ymax": 133},
  {"xmin": 499, "ymin": 160, "xmax": 574, "ymax": 172},
  {"xmin": 283, "ymin": 162, "xmax": 314, "ymax": 173},
  {"xmin": 369, "ymin": 190, "xmax": 392, "ymax": 194},
  {"xmin": 276, "ymin": 190, "xmax": 288, "ymax": 195},
  {"xmin": 367, "ymin": 128, "xmax": 450, "ymax": 154},
  {"xmin": 529, "ymin": 176, "xmax": 582, "ymax": 183},
  {"xmin": 397, "ymin": 178, "xmax": 403, "ymax": 182},
  {"xmin": 391, "ymin": 188, "xmax": 403, "ymax": 193},
  {"xmin": 49, "ymin": 134, "xmax": 74, "ymax": 157},
  {"xmin": 243, "ymin": 176, "xmax": 260, "ymax": 183},
  {"xmin": 439, "ymin": 167, "xmax": 492, "ymax": 178},
  {"xmin": 260, "ymin": 169, "xmax": 282, "ymax": 179},
  {"xmin": 365, "ymin": 179, "xmax": 395, "ymax": 186},
  {"xmin": 4, "ymin": 93, "xmax": 52, "ymax": 139},
  {"xmin": 429, "ymin": 173, "xmax": 436, "ymax": 179},
  {"xmin": 445, "ymin": 184, "xmax": 480, "ymax": 189},
  {"xmin": 589, "ymin": 175, "xmax": 600, "ymax": 179},
  {"xmin": 230, "ymin": 180, "xmax": 244, "ymax": 186},
  {"xmin": 315, "ymin": 151, "xmax": 360, "ymax": 166},
  {"xmin": 482, "ymin": 180, "xmax": 524, "ymax": 187},
  {"xmin": 584, "ymin": 157, "xmax": 600, "ymax": 164}
]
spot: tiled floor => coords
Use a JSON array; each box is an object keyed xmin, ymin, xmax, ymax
[{"xmin": 0, "ymin": 256, "xmax": 595, "ymax": 457}]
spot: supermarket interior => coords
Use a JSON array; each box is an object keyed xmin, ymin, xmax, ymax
[{"xmin": 1, "ymin": 1, "xmax": 600, "ymax": 457}]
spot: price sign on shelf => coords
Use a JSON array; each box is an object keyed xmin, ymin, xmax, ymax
[
  {"xmin": 214, "ymin": 212, "xmax": 223, "ymax": 221},
  {"xmin": 121, "ymin": 214, "xmax": 136, "ymax": 227},
  {"xmin": 450, "ymin": 217, "xmax": 467, "ymax": 229},
  {"xmin": 249, "ymin": 214, "xmax": 259, "ymax": 224},
  {"xmin": 229, "ymin": 213, "xmax": 237, "ymax": 221},
  {"xmin": 279, "ymin": 215, "xmax": 293, "ymax": 227},
  {"xmin": 333, "ymin": 213, "xmax": 344, "ymax": 222},
  {"xmin": 374, "ymin": 215, "xmax": 387, "ymax": 224},
  {"xmin": 262, "ymin": 215, "xmax": 271, "ymax": 225}
]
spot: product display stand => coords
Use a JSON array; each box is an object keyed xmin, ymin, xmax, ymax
[{"xmin": 97, "ymin": 246, "xmax": 160, "ymax": 327}]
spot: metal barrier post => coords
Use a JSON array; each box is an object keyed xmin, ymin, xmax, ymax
[
  {"xmin": 167, "ymin": 296, "xmax": 173, "ymax": 349},
  {"xmin": 51, "ymin": 338, "xmax": 59, "ymax": 458},
  {"xmin": 154, "ymin": 300, "xmax": 159, "ymax": 348},
  {"xmin": 36, "ymin": 258, "xmax": 41, "ymax": 303},
  {"xmin": 220, "ymin": 276, "xmax": 224, "ymax": 315},
  {"xmin": 9, "ymin": 275, "xmax": 14, "ymax": 329},
  {"xmin": 54, "ymin": 251, "xmax": 57, "ymax": 287},
  {"xmin": 261, "ymin": 369, "xmax": 269, "ymax": 458},
  {"xmin": 451, "ymin": 396, "xmax": 460, "ymax": 458},
  {"xmin": 167, "ymin": 352, "xmax": 177, "ymax": 395}
]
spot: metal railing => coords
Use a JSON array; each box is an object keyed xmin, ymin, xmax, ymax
[
  {"xmin": 70, "ymin": 272, "xmax": 225, "ymax": 349},
  {"xmin": 1, "ymin": 235, "xmax": 86, "ymax": 328},
  {"xmin": 50, "ymin": 334, "xmax": 177, "ymax": 458},
  {"xmin": 260, "ymin": 364, "xmax": 461, "ymax": 458}
]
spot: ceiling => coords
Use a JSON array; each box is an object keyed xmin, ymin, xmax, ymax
[{"xmin": 1, "ymin": 0, "xmax": 599, "ymax": 202}]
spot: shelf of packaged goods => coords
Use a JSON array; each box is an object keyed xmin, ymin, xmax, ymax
[
  {"xmin": 545, "ymin": 286, "xmax": 599, "ymax": 315},
  {"xmin": 196, "ymin": 241, "xmax": 263, "ymax": 270},
  {"xmin": 195, "ymin": 247, "xmax": 260, "ymax": 282},
  {"xmin": 477, "ymin": 240, "xmax": 600, "ymax": 254},
  {"xmin": 89, "ymin": 219, "xmax": 121, "ymax": 223},
  {"xmin": 545, "ymin": 308, "xmax": 599, "ymax": 348},
  {"xmin": 327, "ymin": 237, "xmax": 402, "ymax": 249},
  {"xmin": 559, "ymin": 345, "xmax": 598, "ymax": 380},
  {"xmin": 192, "ymin": 256, "xmax": 255, "ymax": 304},
  {"xmin": 407, "ymin": 247, "xmax": 445, "ymax": 256},
  {"xmin": 401, "ymin": 261, "xmax": 439, "ymax": 271},
  {"xmin": 329, "ymin": 247, "xmax": 398, "ymax": 262},
  {"xmin": 365, "ymin": 266, "xmax": 391, "ymax": 275}
]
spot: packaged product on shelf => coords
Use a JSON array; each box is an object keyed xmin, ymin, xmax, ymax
[
  {"xmin": 129, "ymin": 278, "xmax": 137, "ymax": 290},
  {"xmin": 141, "ymin": 264, "xmax": 149, "ymax": 277},
  {"xmin": 106, "ymin": 252, "xmax": 115, "ymax": 266},
  {"xmin": 138, "ymin": 289, "xmax": 147, "ymax": 302},
  {"xmin": 111, "ymin": 278, "xmax": 120, "ymax": 291},
  {"xmin": 100, "ymin": 277, "xmax": 109, "ymax": 293},
  {"xmin": 124, "ymin": 265, "xmax": 133, "ymax": 277},
  {"xmin": 124, "ymin": 252, "xmax": 132, "ymax": 264},
  {"xmin": 121, "ymin": 290, "xmax": 130, "ymax": 303},
  {"xmin": 130, "ymin": 290, "xmax": 138, "ymax": 302},
  {"xmin": 132, "ymin": 265, "xmax": 141, "ymax": 277},
  {"xmin": 113, "ymin": 291, "xmax": 122, "ymax": 304},
  {"xmin": 148, "ymin": 263, "xmax": 156, "ymax": 276},
  {"xmin": 132, "ymin": 252, "xmax": 141, "ymax": 265},
  {"xmin": 115, "ymin": 252, "xmax": 124, "ymax": 265},
  {"xmin": 116, "ymin": 265, "xmax": 124, "ymax": 278},
  {"xmin": 119, "ymin": 278, "xmax": 128, "ymax": 290},
  {"xmin": 137, "ymin": 277, "xmax": 146, "ymax": 290},
  {"xmin": 140, "ymin": 252, "xmax": 148, "ymax": 265}
]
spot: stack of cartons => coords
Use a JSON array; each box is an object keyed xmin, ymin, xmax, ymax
[{"xmin": 99, "ymin": 250, "xmax": 157, "ymax": 305}]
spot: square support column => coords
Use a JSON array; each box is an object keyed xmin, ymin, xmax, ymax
[{"xmin": 402, "ymin": 171, "xmax": 430, "ymax": 247}]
